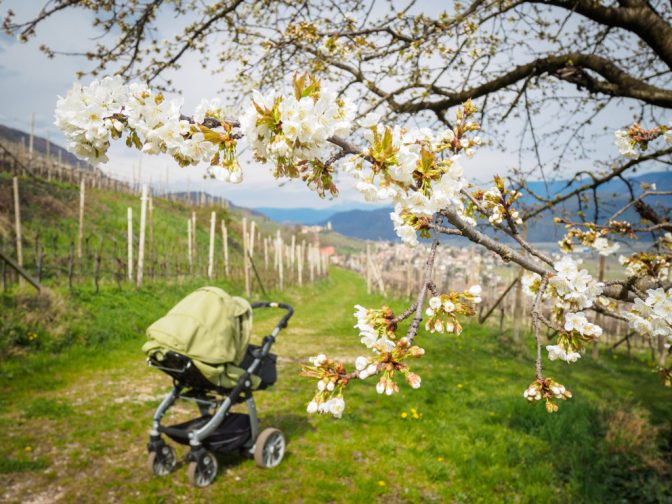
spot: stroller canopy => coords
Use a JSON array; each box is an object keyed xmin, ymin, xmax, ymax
[{"xmin": 144, "ymin": 287, "xmax": 253, "ymax": 366}]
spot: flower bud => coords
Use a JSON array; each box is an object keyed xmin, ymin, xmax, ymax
[
  {"xmin": 306, "ymin": 401, "xmax": 318, "ymax": 414},
  {"xmin": 406, "ymin": 373, "xmax": 422, "ymax": 389},
  {"xmin": 355, "ymin": 356, "xmax": 368, "ymax": 371}
]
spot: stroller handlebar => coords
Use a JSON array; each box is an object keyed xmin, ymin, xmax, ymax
[{"xmin": 251, "ymin": 301, "xmax": 294, "ymax": 331}]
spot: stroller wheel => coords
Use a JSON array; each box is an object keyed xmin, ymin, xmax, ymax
[
  {"xmin": 187, "ymin": 450, "xmax": 218, "ymax": 487},
  {"xmin": 148, "ymin": 444, "xmax": 177, "ymax": 476},
  {"xmin": 254, "ymin": 428, "xmax": 285, "ymax": 468}
]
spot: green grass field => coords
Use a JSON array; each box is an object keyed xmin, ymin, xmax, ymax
[{"xmin": 0, "ymin": 268, "xmax": 671, "ymax": 503}]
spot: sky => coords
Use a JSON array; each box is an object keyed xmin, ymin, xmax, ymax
[{"xmin": 0, "ymin": 1, "xmax": 647, "ymax": 210}]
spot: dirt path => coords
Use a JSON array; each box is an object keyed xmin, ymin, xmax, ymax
[{"xmin": 0, "ymin": 269, "xmax": 368, "ymax": 503}]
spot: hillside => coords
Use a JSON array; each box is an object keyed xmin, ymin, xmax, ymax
[
  {"xmin": 0, "ymin": 125, "xmax": 87, "ymax": 169},
  {"xmin": 0, "ymin": 172, "xmax": 363, "ymax": 295}
]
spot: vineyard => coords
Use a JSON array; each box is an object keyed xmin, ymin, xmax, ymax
[{"xmin": 2, "ymin": 0, "xmax": 672, "ymax": 498}]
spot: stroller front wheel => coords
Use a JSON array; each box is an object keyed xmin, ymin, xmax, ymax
[
  {"xmin": 254, "ymin": 428, "xmax": 285, "ymax": 468},
  {"xmin": 187, "ymin": 450, "xmax": 218, "ymax": 487},
  {"xmin": 148, "ymin": 444, "xmax": 177, "ymax": 476}
]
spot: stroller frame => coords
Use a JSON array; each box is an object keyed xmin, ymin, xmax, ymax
[{"xmin": 146, "ymin": 301, "xmax": 293, "ymax": 486}]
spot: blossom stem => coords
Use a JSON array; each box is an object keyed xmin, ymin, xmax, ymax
[
  {"xmin": 406, "ymin": 223, "xmax": 441, "ymax": 344},
  {"xmin": 531, "ymin": 275, "xmax": 549, "ymax": 381}
]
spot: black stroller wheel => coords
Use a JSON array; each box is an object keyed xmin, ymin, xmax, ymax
[
  {"xmin": 148, "ymin": 444, "xmax": 177, "ymax": 476},
  {"xmin": 254, "ymin": 428, "xmax": 285, "ymax": 468},
  {"xmin": 187, "ymin": 450, "xmax": 218, "ymax": 487}
]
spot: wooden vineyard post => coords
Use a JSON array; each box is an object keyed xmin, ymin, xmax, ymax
[
  {"xmin": 221, "ymin": 220, "xmax": 229, "ymax": 277},
  {"xmin": 187, "ymin": 218, "xmax": 193, "ymax": 275},
  {"xmin": 136, "ymin": 185, "xmax": 148, "ymax": 288},
  {"xmin": 290, "ymin": 235, "xmax": 296, "ymax": 279},
  {"xmin": 148, "ymin": 193, "xmax": 154, "ymax": 279},
  {"xmin": 208, "ymin": 211, "xmax": 216, "ymax": 280},
  {"xmin": 242, "ymin": 218, "xmax": 251, "ymax": 296},
  {"xmin": 297, "ymin": 242, "xmax": 304, "ymax": 286},
  {"xmin": 277, "ymin": 230, "xmax": 284, "ymax": 291},
  {"xmin": 29, "ymin": 113, "xmax": 35, "ymax": 161},
  {"xmin": 127, "ymin": 207, "xmax": 133, "ymax": 281},
  {"xmin": 191, "ymin": 212, "xmax": 197, "ymax": 273},
  {"xmin": 309, "ymin": 243, "xmax": 315, "ymax": 284},
  {"xmin": 77, "ymin": 179, "xmax": 85, "ymax": 271},
  {"xmin": 264, "ymin": 237, "xmax": 269, "ymax": 270},
  {"xmin": 68, "ymin": 241, "xmax": 74, "ymax": 290},
  {"xmin": 12, "ymin": 177, "xmax": 23, "ymax": 286},
  {"xmin": 249, "ymin": 221, "xmax": 256, "ymax": 257}
]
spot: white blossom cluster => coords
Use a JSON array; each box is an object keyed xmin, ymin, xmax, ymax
[
  {"xmin": 304, "ymin": 354, "xmax": 347, "ymax": 418},
  {"xmin": 126, "ymin": 83, "xmax": 220, "ymax": 168},
  {"xmin": 546, "ymin": 343, "xmax": 582, "ymax": 363},
  {"xmin": 306, "ymin": 396, "xmax": 346, "ymax": 418},
  {"xmin": 353, "ymin": 304, "xmax": 395, "ymax": 352},
  {"xmin": 424, "ymin": 286, "xmax": 482, "ymax": 334},
  {"xmin": 614, "ymin": 121, "xmax": 672, "ymax": 159},
  {"xmin": 619, "ymin": 253, "xmax": 670, "ymax": 280},
  {"xmin": 354, "ymin": 356, "xmax": 379, "ymax": 380},
  {"xmin": 592, "ymin": 236, "xmax": 620, "ymax": 256},
  {"xmin": 54, "ymin": 76, "xmax": 128, "ymax": 164},
  {"xmin": 523, "ymin": 256, "xmax": 604, "ymax": 363},
  {"xmin": 623, "ymin": 288, "xmax": 672, "ymax": 344},
  {"xmin": 54, "ymin": 77, "xmax": 240, "ymax": 180},
  {"xmin": 239, "ymin": 88, "xmax": 354, "ymax": 165},
  {"xmin": 545, "ymin": 312, "xmax": 602, "ymax": 363},
  {"xmin": 523, "ymin": 382, "xmax": 567, "ymax": 402},
  {"xmin": 480, "ymin": 187, "xmax": 522, "ymax": 225},
  {"xmin": 549, "ymin": 256, "xmax": 604, "ymax": 312},
  {"xmin": 346, "ymin": 114, "xmax": 472, "ymax": 246},
  {"xmin": 614, "ymin": 130, "xmax": 639, "ymax": 159}
]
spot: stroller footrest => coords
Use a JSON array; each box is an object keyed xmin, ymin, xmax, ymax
[{"xmin": 159, "ymin": 413, "xmax": 251, "ymax": 452}]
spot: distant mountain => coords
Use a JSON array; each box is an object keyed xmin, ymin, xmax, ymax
[
  {"xmin": 323, "ymin": 207, "xmax": 396, "ymax": 240},
  {"xmin": 321, "ymin": 171, "xmax": 672, "ymax": 243},
  {"xmin": 255, "ymin": 202, "xmax": 386, "ymax": 225},
  {"xmin": 255, "ymin": 207, "xmax": 340, "ymax": 225}
]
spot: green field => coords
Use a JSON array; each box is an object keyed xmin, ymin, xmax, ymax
[{"xmin": 0, "ymin": 268, "xmax": 670, "ymax": 503}]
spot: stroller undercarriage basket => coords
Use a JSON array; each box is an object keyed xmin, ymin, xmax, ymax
[{"xmin": 160, "ymin": 412, "xmax": 251, "ymax": 452}]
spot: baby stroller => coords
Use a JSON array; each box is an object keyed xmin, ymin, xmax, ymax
[{"xmin": 142, "ymin": 286, "xmax": 293, "ymax": 487}]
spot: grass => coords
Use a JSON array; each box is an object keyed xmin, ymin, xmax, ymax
[{"xmin": 0, "ymin": 268, "xmax": 670, "ymax": 503}]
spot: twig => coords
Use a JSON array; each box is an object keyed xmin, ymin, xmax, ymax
[
  {"xmin": 406, "ymin": 225, "xmax": 441, "ymax": 343},
  {"xmin": 531, "ymin": 275, "xmax": 550, "ymax": 381}
]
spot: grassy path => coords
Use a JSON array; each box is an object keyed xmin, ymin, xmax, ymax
[{"xmin": 1, "ymin": 268, "xmax": 671, "ymax": 503}]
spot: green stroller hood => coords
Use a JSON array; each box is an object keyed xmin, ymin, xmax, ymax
[{"xmin": 143, "ymin": 287, "xmax": 253, "ymax": 368}]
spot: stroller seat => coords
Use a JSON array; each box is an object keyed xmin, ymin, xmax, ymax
[{"xmin": 147, "ymin": 343, "xmax": 277, "ymax": 396}]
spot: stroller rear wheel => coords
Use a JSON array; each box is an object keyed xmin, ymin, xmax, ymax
[
  {"xmin": 187, "ymin": 450, "xmax": 218, "ymax": 487},
  {"xmin": 148, "ymin": 444, "xmax": 177, "ymax": 476},
  {"xmin": 254, "ymin": 428, "xmax": 285, "ymax": 468}
]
